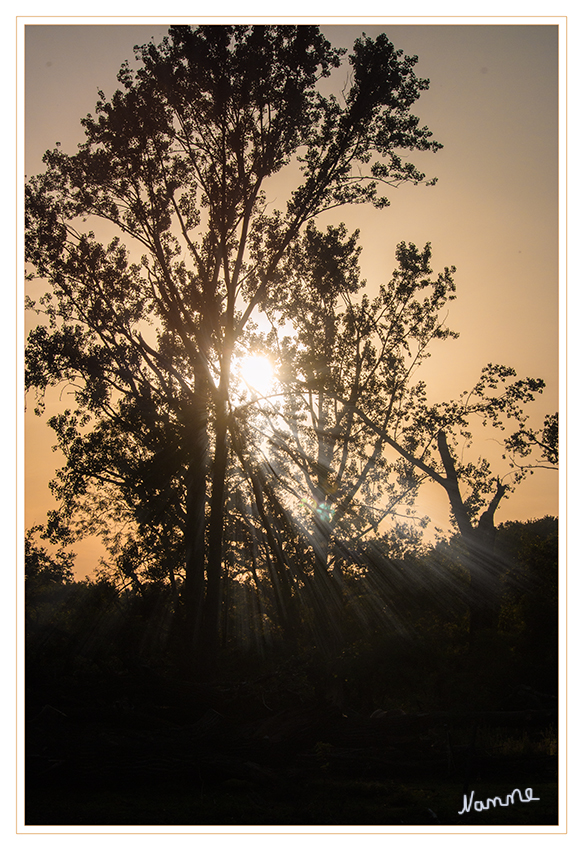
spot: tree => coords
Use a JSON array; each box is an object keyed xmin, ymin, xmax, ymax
[
  {"xmin": 262, "ymin": 228, "xmax": 553, "ymax": 637},
  {"xmin": 26, "ymin": 25, "xmax": 442, "ymax": 671},
  {"xmin": 329, "ymin": 362, "xmax": 551, "ymax": 636}
]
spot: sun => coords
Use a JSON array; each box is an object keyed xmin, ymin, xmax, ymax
[{"xmin": 238, "ymin": 354, "xmax": 275, "ymax": 397}]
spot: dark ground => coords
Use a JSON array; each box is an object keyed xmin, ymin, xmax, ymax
[{"xmin": 25, "ymin": 664, "xmax": 558, "ymax": 828}]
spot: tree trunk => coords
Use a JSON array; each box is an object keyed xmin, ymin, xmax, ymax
[
  {"xmin": 182, "ymin": 376, "xmax": 209, "ymax": 670},
  {"xmin": 463, "ymin": 482, "xmax": 507, "ymax": 637},
  {"xmin": 199, "ymin": 395, "xmax": 230, "ymax": 674},
  {"xmin": 436, "ymin": 430, "xmax": 506, "ymax": 639}
]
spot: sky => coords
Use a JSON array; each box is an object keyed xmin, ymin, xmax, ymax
[{"xmin": 23, "ymin": 21, "xmax": 561, "ymax": 577}]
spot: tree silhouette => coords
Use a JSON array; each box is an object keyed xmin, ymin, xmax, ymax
[
  {"xmin": 25, "ymin": 25, "xmax": 442, "ymax": 670},
  {"xmin": 253, "ymin": 224, "xmax": 553, "ymax": 638},
  {"xmin": 321, "ymin": 352, "xmax": 551, "ymax": 634}
]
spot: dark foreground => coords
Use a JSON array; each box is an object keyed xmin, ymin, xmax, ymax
[{"xmin": 26, "ymin": 666, "xmax": 558, "ymax": 828}]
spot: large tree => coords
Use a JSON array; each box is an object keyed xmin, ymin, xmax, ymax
[{"xmin": 25, "ymin": 25, "xmax": 442, "ymax": 670}]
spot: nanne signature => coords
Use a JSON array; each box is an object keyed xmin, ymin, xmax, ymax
[{"xmin": 459, "ymin": 787, "xmax": 540, "ymax": 815}]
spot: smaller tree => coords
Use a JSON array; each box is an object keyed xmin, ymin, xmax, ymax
[{"xmin": 258, "ymin": 230, "xmax": 554, "ymax": 638}]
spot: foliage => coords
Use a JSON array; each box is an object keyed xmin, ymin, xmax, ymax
[
  {"xmin": 496, "ymin": 516, "xmax": 559, "ymax": 683},
  {"xmin": 504, "ymin": 411, "xmax": 558, "ymax": 468},
  {"xmin": 24, "ymin": 517, "xmax": 558, "ymax": 715},
  {"xmin": 25, "ymin": 525, "xmax": 75, "ymax": 589}
]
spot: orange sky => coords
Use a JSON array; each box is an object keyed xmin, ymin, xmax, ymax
[{"xmin": 24, "ymin": 22, "xmax": 561, "ymax": 577}]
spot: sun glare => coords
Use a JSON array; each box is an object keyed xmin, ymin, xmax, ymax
[{"xmin": 239, "ymin": 355, "xmax": 275, "ymax": 397}]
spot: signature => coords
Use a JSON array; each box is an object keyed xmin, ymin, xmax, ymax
[{"xmin": 459, "ymin": 787, "xmax": 540, "ymax": 814}]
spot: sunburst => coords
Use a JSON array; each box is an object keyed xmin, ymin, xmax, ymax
[{"xmin": 238, "ymin": 355, "xmax": 275, "ymax": 397}]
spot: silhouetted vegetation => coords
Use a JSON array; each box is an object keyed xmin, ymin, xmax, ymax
[
  {"xmin": 25, "ymin": 516, "xmax": 558, "ymax": 825},
  {"xmin": 24, "ymin": 25, "xmax": 558, "ymax": 826}
]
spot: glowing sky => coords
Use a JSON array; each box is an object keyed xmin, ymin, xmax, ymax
[{"xmin": 24, "ymin": 22, "xmax": 560, "ymax": 576}]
